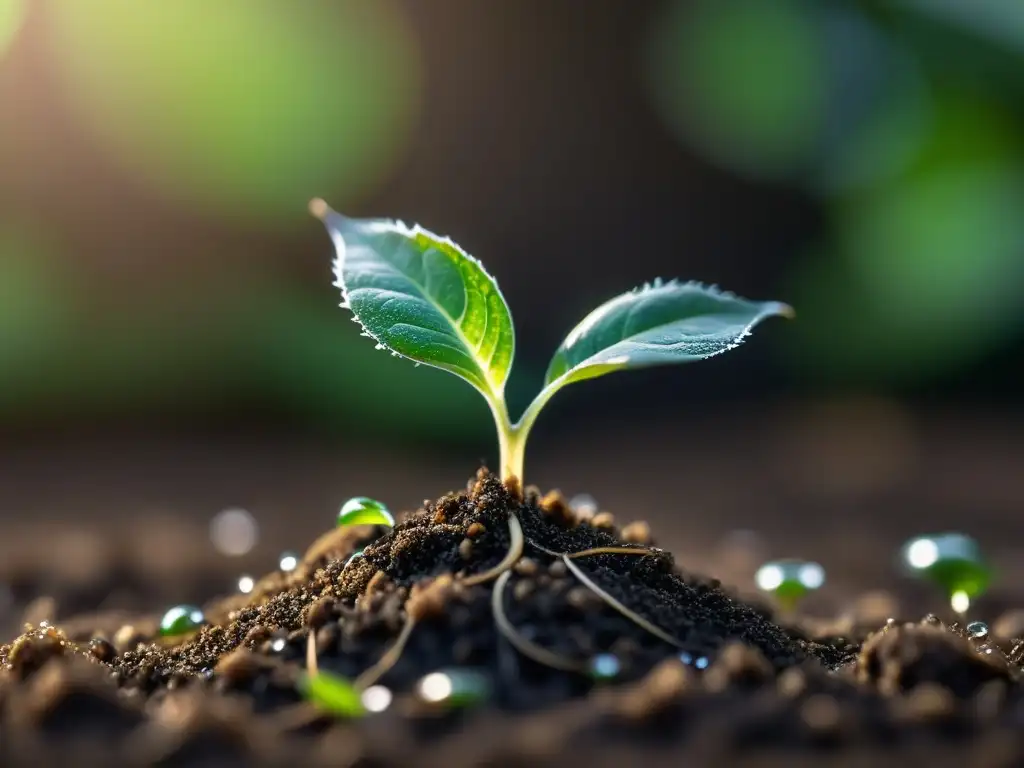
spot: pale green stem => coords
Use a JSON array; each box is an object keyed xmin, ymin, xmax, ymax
[{"xmin": 488, "ymin": 382, "xmax": 562, "ymax": 483}]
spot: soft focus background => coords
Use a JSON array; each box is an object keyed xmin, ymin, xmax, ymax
[{"xmin": 1, "ymin": 0, "xmax": 1022, "ymax": 638}]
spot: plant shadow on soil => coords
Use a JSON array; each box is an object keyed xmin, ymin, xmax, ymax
[{"xmin": 0, "ymin": 470, "xmax": 1022, "ymax": 767}]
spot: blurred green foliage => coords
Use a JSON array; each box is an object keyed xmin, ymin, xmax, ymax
[
  {"xmin": 646, "ymin": 0, "xmax": 1024, "ymax": 385},
  {"xmin": 0, "ymin": 0, "xmax": 24, "ymax": 57},
  {"xmin": 48, "ymin": 0, "xmax": 420, "ymax": 224}
]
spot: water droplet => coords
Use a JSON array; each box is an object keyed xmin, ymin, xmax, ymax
[
  {"xmin": 279, "ymin": 551, "xmax": 299, "ymax": 572},
  {"xmin": 568, "ymin": 494, "xmax": 598, "ymax": 516},
  {"xmin": 338, "ymin": 497, "xmax": 395, "ymax": 528},
  {"xmin": 209, "ymin": 508, "xmax": 259, "ymax": 557},
  {"xmin": 694, "ymin": 656, "xmax": 710, "ymax": 670},
  {"xmin": 237, "ymin": 575, "xmax": 255, "ymax": 594},
  {"xmin": 679, "ymin": 651, "xmax": 693, "ymax": 665},
  {"xmin": 967, "ymin": 621, "xmax": 989, "ymax": 640},
  {"xmin": 159, "ymin": 605, "xmax": 206, "ymax": 638},
  {"xmin": 361, "ymin": 684, "xmax": 392, "ymax": 713},
  {"xmin": 901, "ymin": 533, "xmax": 990, "ymax": 603},
  {"xmin": 415, "ymin": 669, "xmax": 490, "ymax": 708},
  {"xmin": 755, "ymin": 559, "xmax": 825, "ymax": 604},
  {"xmin": 588, "ymin": 653, "xmax": 620, "ymax": 681},
  {"xmin": 270, "ymin": 636, "xmax": 287, "ymax": 653}
]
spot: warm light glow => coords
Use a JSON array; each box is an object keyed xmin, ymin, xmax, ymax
[
  {"xmin": 417, "ymin": 672, "xmax": 453, "ymax": 703},
  {"xmin": 950, "ymin": 589, "xmax": 970, "ymax": 613}
]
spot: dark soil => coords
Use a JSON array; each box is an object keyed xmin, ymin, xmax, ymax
[{"xmin": 1, "ymin": 470, "xmax": 1022, "ymax": 767}]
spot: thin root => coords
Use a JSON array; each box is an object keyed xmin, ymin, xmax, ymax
[
  {"xmin": 305, "ymin": 631, "xmax": 318, "ymax": 676},
  {"xmin": 492, "ymin": 570, "xmax": 586, "ymax": 673},
  {"xmin": 462, "ymin": 511, "xmax": 524, "ymax": 587},
  {"xmin": 528, "ymin": 540, "xmax": 658, "ymax": 560},
  {"xmin": 562, "ymin": 555, "xmax": 685, "ymax": 649},
  {"xmin": 353, "ymin": 617, "xmax": 416, "ymax": 690}
]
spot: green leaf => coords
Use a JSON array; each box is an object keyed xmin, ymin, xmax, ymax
[
  {"xmin": 312, "ymin": 200, "xmax": 515, "ymax": 399},
  {"xmin": 299, "ymin": 671, "xmax": 365, "ymax": 718},
  {"xmin": 544, "ymin": 280, "xmax": 792, "ymax": 389},
  {"xmin": 337, "ymin": 497, "xmax": 394, "ymax": 528}
]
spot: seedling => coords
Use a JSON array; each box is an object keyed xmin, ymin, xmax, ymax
[
  {"xmin": 902, "ymin": 532, "xmax": 991, "ymax": 614},
  {"xmin": 754, "ymin": 559, "xmax": 826, "ymax": 612},
  {"xmin": 314, "ymin": 200, "xmax": 793, "ymax": 679},
  {"xmin": 310, "ymin": 198, "xmax": 791, "ymax": 486}
]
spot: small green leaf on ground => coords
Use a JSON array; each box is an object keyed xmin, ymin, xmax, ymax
[
  {"xmin": 299, "ymin": 671, "xmax": 366, "ymax": 718},
  {"xmin": 338, "ymin": 497, "xmax": 394, "ymax": 528}
]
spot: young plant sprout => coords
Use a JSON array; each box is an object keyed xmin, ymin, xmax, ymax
[
  {"xmin": 315, "ymin": 200, "xmax": 793, "ymax": 681},
  {"xmin": 754, "ymin": 559, "xmax": 825, "ymax": 611},
  {"xmin": 310, "ymin": 198, "xmax": 792, "ymax": 487},
  {"xmin": 337, "ymin": 497, "xmax": 394, "ymax": 528},
  {"xmin": 901, "ymin": 532, "xmax": 991, "ymax": 614}
]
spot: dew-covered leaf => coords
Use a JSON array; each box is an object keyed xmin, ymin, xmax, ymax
[
  {"xmin": 313, "ymin": 200, "xmax": 514, "ymax": 399},
  {"xmin": 544, "ymin": 280, "xmax": 792, "ymax": 389},
  {"xmin": 300, "ymin": 671, "xmax": 366, "ymax": 718}
]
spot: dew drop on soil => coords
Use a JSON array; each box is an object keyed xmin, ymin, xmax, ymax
[
  {"xmin": 279, "ymin": 552, "xmax": 299, "ymax": 572},
  {"xmin": 337, "ymin": 497, "xmax": 394, "ymax": 528},
  {"xmin": 209, "ymin": 508, "xmax": 259, "ymax": 557},
  {"xmin": 967, "ymin": 621, "xmax": 990, "ymax": 640},
  {"xmin": 237, "ymin": 575, "xmax": 255, "ymax": 594},
  {"xmin": 159, "ymin": 605, "xmax": 206, "ymax": 638},
  {"xmin": 416, "ymin": 669, "xmax": 490, "ymax": 708},
  {"xmin": 588, "ymin": 653, "xmax": 621, "ymax": 680},
  {"xmin": 361, "ymin": 685, "xmax": 392, "ymax": 713},
  {"xmin": 270, "ymin": 636, "xmax": 287, "ymax": 653},
  {"xmin": 569, "ymin": 494, "xmax": 598, "ymax": 516}
]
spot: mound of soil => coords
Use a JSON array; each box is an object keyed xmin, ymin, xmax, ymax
[{"xmin": 1, "ymin": 470, "xmax": 1021, "ymax": 767}]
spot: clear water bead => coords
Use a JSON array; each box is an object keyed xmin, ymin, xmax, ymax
[
  {"xmin": 967, "ymin": 621, "xmax": 989, "ymax": 640},
  {"xmin": 278, "ymin": 551, "xmax": 299, "ymax": 572},
  {"xmin": 588, "ymin": 653, "xmax": 621, "ymax": 680}
]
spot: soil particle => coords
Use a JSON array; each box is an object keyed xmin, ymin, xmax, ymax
[{"xmin": 1, "ymin": 470, "xmax": 1022, "ymax": 766}]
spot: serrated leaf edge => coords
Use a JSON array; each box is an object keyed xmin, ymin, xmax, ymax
[{"xmin": 328, "ymin": 216, "xmax": 513, "ymax": 396}]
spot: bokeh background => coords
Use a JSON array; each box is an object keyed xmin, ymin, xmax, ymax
[{"xmin": 1, "ymin": 0, "xmax": 1022, "ymax": 638}]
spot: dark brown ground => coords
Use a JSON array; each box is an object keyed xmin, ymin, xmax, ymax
[
  {"xmin": 2, "ymin": 460, "xmax": 1023, "ymax": 767},
  {"xmin": 1, "ymin": 407, "xmax": 1023, "ymax": 766}
]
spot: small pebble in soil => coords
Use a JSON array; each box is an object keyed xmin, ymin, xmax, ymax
[
  {"xmin": 237, "ymin": 575, "xmax": 255, "ymax": 594},
  {"xmin": 337, "ymin": 497, "xmax": 395, "ymax": 528},
  {"xmin": 361, "ymin": 685, "xmax": 393, "ymax": 713},
  {"xmin": 902, "ymin": 533, "xmax": 991, "ymax": 610},
  {"xmin": 209, "ymin": 507, "xmax": 259, "ymax": 556},
  {"xmin": 158, "ymin": 605, "xmax": 206, "ymax": 638},
  {"xmin": 967, "ymin": 621, "xmax": 990, "ymax": 640},
  {"xmin": 755, "ymin": 559, "xmax": 825, "ymax": 607},
  {"xmin": 278, "ymin": 552, "xmax": 300, "ymax": 572},
  {"xmin": 416, "ymin": 669, "xmax": 491, "ymax": 708},
  {"xmin": 589, "ymin": 653, "xmax": 621, "ymax": 681}
]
